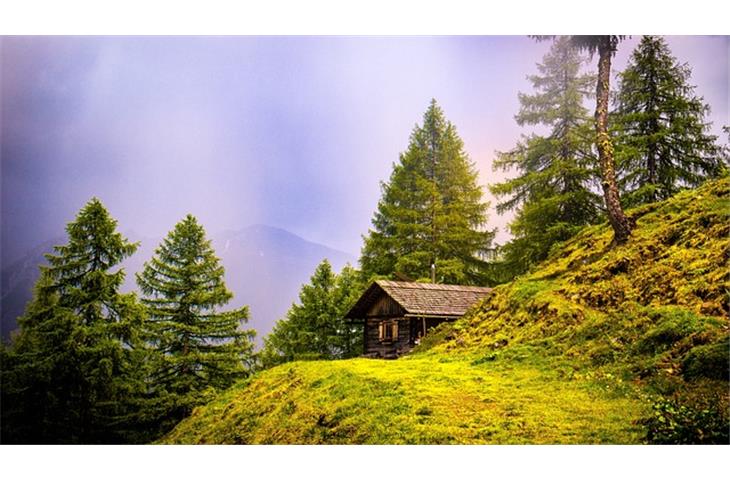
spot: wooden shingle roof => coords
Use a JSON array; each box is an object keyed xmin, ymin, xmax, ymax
[{"xmin": 345, "ymin": 280, "xmax": 492, "ymax": 319}]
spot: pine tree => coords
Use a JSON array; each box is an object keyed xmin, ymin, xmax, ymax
[
  {"xmin": 360, "ymin": 100, "xmax": 495, "ymax": 284},
  {"xmin": 491, "ymin": 37, "xmax": 601, "ymax": 276},
  {"xmin": 136, "ymin": 214, "xmax": 255, "ymax": 432},
  {"xmin": 613, "ymin": 36, "xmax": 725, "ymax": 205},
  {"xmin": 260, "ymin": 260, "xmax": 363, "ymax": 368},
  {"xmin": 1, "ymin": 198, "xmax": 146, "ymax": 443}
]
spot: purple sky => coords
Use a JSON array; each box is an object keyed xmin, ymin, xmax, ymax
[{"xmin": 2, "ymin": 36, "xmax": 728, "ymax": 265}]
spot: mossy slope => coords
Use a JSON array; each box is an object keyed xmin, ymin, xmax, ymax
[{"xmin": 164, "ymin": 179, "xmax": 729, "ymax": 444}]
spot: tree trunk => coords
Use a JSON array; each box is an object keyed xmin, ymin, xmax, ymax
[{"xmin": 595, "ymin": 40, "xmax": 633, "ymax": 244}]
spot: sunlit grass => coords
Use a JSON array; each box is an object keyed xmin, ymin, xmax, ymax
[
  {"xmin": 163, "ymin": 178, "xmax": 729, "ymax": 445},
  {"xmin": 163, "ymin": 353, "xmax": 645, "ymax": 444}
]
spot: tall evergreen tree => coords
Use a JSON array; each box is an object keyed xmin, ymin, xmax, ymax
[
  {"xmin": 360, "ymin": 100, "xmax": 495, "ymax": 284},
  {"xmin": 537, "ymin": 35, "xmax": 633, "ymax": 244},
  {"xmin": 136, "ymin": 214, "xmax": 255, "ymax": 433},
  {"xmin": 491, "ymin": 37, "xmax": 601, "ymax": 276},
  {"xmin": 260, "ymin": 260, "xmax": 363, "ymax": 368},
  {"xmin": 1, "ymin": 198, "xmax": 146, "ymax": 443},
  {"xmin": 613, "ymin": 35, "xmax": 725, "ymax": 205}
]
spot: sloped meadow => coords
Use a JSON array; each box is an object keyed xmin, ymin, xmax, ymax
[{"xmin": 164, "ymin": 178, "xmax": 729, "ymax": 444}]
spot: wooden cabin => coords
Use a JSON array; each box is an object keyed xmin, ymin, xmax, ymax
[{"xmin": 345, "ymin": 280, "xmax": 492, "ymax": 359}]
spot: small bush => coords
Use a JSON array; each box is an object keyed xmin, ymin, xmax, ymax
[
  {"xmin": 682, "ymin": 336, "xmax": 730, "ymax": 381},
  {"xmin": 635, "ymin": 308, "xmax": 714, "ymax": 354},
  {"xmin": 642, "ymin": 397, "xmax": 730, "ymax": 444}
]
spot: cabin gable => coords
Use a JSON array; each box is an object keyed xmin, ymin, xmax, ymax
[{"xmin": 366, "ymin": 294, "xmax": 405, "ymax": 318}]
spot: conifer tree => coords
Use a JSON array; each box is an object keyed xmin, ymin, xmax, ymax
[
  {"xmin": 537, "ymin": 35, "xmax": 633, "ymax": 244},
  {"xmin": 260, "ymin": 260, "xmax": 363, "ymax": 368},
  {"xmin": 576, "ymin": 35, "xmax": 633, "ymax": 244},
  {"xmin": 136, "ymin": 214, "xmax": 255, "ymax": 432},
  {"xmin": 331, "ymin": 264, "xmax": 364, "ymax": 357},
  {"xmin": 491, "ymin": 37, "xmax": 601, "ymax": 276},
  {"xmin": 360, "ymin": 100, "xmax": 495, "ymax": 284},
  {"xmin": 613, "ymin": 36, "xmax": 725, "ymax": 205},
  {"xmin": 1, "ymin": 198, "xmax": 146, "ymax": 443}
]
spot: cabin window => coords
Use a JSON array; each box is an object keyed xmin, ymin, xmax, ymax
[{"xmin": 378, "ymin": 320, "xmax": 399, "ymax": 342}]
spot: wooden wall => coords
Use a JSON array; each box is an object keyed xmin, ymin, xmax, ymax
[
  {"xmin": 364, "ymin": 318, "xmax": 411, "ymax": 359},
  {"xmin": 364, "ymin": 316, "xmax": 455, "ymax": 359}
]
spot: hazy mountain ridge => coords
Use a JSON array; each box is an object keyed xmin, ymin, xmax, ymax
[
  {"xmin": 1, "ymin": 236, "xmax": 65, "ymax": 339},
  {"xmin": 1, "ymin": 225, "xmax": 355, "ymax": 343}
]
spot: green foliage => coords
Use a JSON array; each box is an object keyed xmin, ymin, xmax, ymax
[
  {"xmin": 492, "ymin": 37, "xmax": 602, "ymax": 279},
  {"xmin": 562, "ymin": 35, "xmax": 626, "ymax": 57},
  {"xmin": 613, "ymin": 36, "xmax": 726, "ymax": 206},
  {"xmin": 136, "ymin": 214, "xmax": 256, "ymax": 436},
  {"xmin": 634, "ymin": 308, "xmax": 719, "ymax": 355},
  {"xmin": 260, "ymin": 260, "xmax": 363, "ymax": 369},
  {"xmin": 360, "ymin": 99, "xmax": 495, "ymax": 285},
  {"xmin": 1, "ymin": 198, "xmax": 146, "ymax": 443},
  {"xmin": 642, "ymin": 395, "xmax": 729, "ymax": 444},
  {"xmin": 681, "ymin": 336, "xmax": 730, "ymax": 381}
]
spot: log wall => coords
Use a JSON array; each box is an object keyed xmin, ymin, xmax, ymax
[{"xmin": 363, "ymin": 317, "xmax": 454, "ymax": 359}]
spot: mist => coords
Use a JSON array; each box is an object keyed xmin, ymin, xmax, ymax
[{"xmin": 2, "ymin": 36, "xmax": 728, "ymax": 266}]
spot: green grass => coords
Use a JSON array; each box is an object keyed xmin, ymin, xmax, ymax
[
  {"xmin": 163, "ymin": 354, "xmax": 644, "ymax": 444},
  {"xmin": 163, "ymin": 178, "xmax": 730, "ymax": 444}
]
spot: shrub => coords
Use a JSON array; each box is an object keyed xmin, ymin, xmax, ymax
[
  {"xmin": 682, "ymin": 336, "xmax": 730, "ymax": 381},
  {"xmin": 642, "ymin": 397, "xmax": 730, "ymax": 444},
  {"xmin": 635, "ymin": 308, "xmax": 715, "ymax": 354}
]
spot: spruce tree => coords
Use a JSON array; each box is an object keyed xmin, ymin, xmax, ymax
[
  {"xmin": 613, "ymin": 35, "xmax": 725, "ymax": 205},
  {"xmin": 1, "ymin": 198, "xmax": 146, "ymax": 443},
  {"xmin": 491, "ymin": 37, "xmax": 601, "ymax": 276},
  {"xmin": 260, "ymin": 260, "xmax": 363, "ymax": 368},
  {"xmin": 136, "ymin": 214, "xmax": 255, "ymax": 432},
  {"xmin": 360, "ymin": 100, "xmax": 495, "ymax": 284}
]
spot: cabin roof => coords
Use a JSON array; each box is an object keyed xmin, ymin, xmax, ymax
[{"xmin": 345, "ymin": 280, "xmax": 492, "ymax": 319}]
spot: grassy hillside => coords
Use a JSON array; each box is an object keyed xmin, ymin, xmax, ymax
[{"xmin": 163, "ymin": 179, "xmax": 729, "ymax": 444}]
